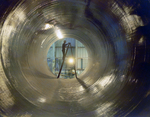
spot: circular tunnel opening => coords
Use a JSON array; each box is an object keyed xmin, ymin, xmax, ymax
[
  {"xmin": 0, "ymin": 0, "xmax": 131, "ymax": 116},
  {"xmin": 47, "ymin": 38, "xmax": 88, "ymax": 79},
  {"xmin": 0, "ymin": 0, "xmax": 150, "ymax": 117}
]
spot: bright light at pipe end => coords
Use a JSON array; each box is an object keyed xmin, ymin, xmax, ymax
[{"xmin": 68, "ymin": 58, "xmax": 74, "ymax": 64}]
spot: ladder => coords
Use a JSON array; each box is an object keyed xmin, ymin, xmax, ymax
[{"xmin": 57, "ymin": 43, "xmax": 78, "ymax": 79}]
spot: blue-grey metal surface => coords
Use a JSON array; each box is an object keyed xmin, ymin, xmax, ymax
[{"xmin": 0, "ymin": 0, "xmax": 150, "ymax": 117}]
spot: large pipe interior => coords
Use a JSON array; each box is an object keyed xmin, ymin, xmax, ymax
[{"xmin": 0, "ymin": 0, "xmax": 150, "ymax": 117}]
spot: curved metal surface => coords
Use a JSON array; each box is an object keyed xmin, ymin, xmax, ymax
[{"xmin": 0, "ymin": 0, "xmax": 150, "ymax": 116}]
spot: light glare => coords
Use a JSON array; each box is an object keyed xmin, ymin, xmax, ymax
[
  {"xmin": 69, "ymin": 58, "xmax": 74, "ymax": 63},
  {"xmin": 38, "ymin": 97, "xmax": 46, "ymax": 103},
  {"xmin": 44, "ymin": 23, "xmax": 53, "ymax": 30},
  {"xmin": 56, "ymin": 29, "xmax": 63, "ymax": 39}
]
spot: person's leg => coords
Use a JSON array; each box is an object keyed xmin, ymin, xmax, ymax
[{"xmin": 62, "ymin": 50, "xmax": 65, "ymax": 60}]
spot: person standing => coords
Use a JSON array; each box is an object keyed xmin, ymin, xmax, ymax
[{"xmin": 62, "ymin": 40, "xmax": 69, "ymax": 60}]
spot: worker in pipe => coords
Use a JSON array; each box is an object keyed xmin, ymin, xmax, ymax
[{"xmin": 62, "ymin": 40, "xmax": 70, "ymax": 60}]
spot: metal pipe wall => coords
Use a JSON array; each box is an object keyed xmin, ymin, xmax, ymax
[{"xmin": 0, "ymin": 0, "xmax": 150, "ymax": 116}]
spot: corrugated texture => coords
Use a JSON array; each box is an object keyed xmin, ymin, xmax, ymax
[{"xmin": 0, "ymin": 0, "xmax": 150, "ymax": 117}]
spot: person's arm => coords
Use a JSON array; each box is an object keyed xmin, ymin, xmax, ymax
[{"xmin": 65, "ymin": 43, "xmax": 70, "ymax": 46}]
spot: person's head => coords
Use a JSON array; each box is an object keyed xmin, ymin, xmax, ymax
[{"xmin": 64, "ymin": 40, "xmax": 66, "ymax": 43}]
